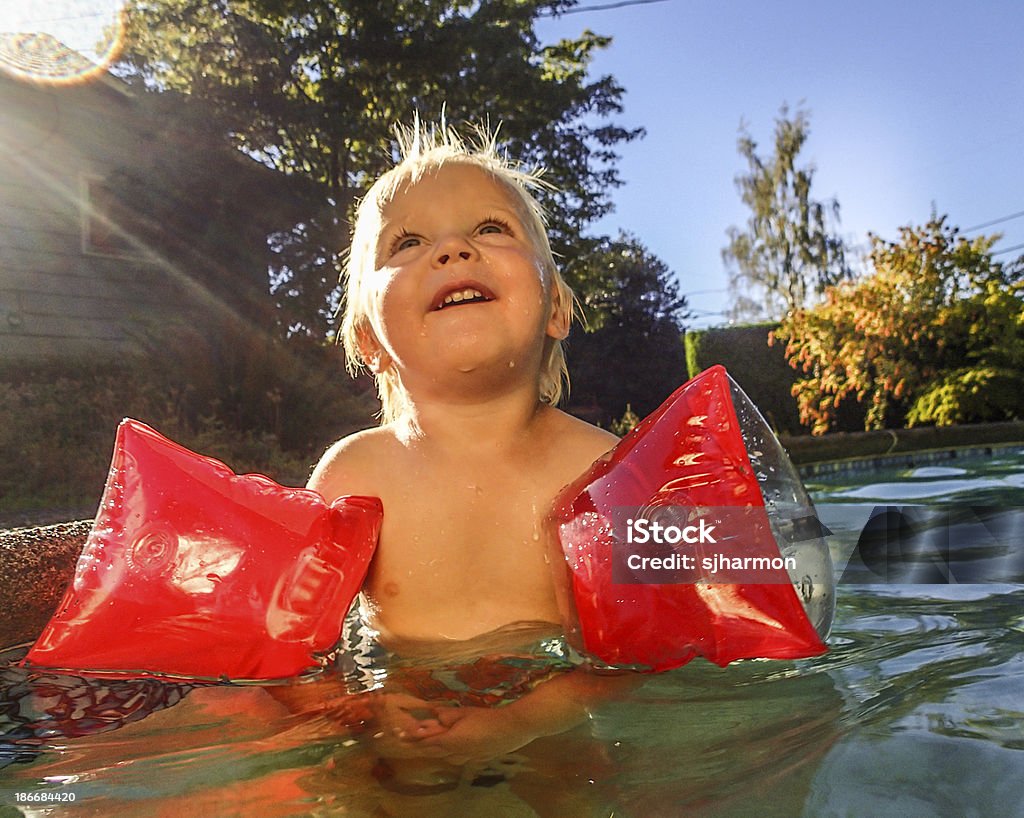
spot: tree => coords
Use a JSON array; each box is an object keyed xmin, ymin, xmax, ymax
[
  {"xmin": 773, "ymin": 215, "xmax": 1024, "ymax": 434},
  {"xmin": 565, "ymin": 235, "xmax": 690, "ymax": 427},
  {"xmin": 116, "ymin": 0, "xmax": 642, "ymax": 336},
  {"xmin": 723, "ymin": 105, "xmax": 849, "ymax": 322},
  {"xmin": 100, "ymin": 90, "xmax": 316, "ymax": 327}
]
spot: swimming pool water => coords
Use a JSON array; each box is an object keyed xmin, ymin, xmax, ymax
[{"xmin": 2, "ymin": 450, "xmax": 1022, "ymax": 816}]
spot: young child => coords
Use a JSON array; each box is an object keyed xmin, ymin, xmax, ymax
[{"xmin": 305, "ymin": 122, "xmax": 633, "ymax": 768}]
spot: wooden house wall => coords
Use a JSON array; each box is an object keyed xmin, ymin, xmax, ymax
[{"xmin": 0, "ymin": 75, "xmax": 205, "ymax": 363}]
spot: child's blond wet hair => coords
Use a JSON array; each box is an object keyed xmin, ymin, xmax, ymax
[{"xmin": 340, "ymin": 121, "xmax": 576, "ymax": 423}]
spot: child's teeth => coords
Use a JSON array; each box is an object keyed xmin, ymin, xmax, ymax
[{"xmin": 442, "ymin": 288, "xmax": 485, "ymax": 307}]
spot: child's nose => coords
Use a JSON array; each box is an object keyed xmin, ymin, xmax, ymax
[{"xmin": 433, "ymin": 235, "xmax": 478, "ymax": 266}]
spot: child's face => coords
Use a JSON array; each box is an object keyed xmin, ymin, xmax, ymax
[{"xmin": 361, "ymin": 163, "xmax": 567, "ymax": 394}]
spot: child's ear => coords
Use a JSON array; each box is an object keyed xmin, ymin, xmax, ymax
[
  {"xmin": 356, "ymin": 326, "xmax": 392, "ymax": 374},
  {"xmin": 546, "ymin": 286, "xmax": 572, "ymax": 341}
]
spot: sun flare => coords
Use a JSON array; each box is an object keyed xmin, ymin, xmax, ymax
[{"xmin": 0, "ymin": 0, "xmax": 127, "ymax": 84}]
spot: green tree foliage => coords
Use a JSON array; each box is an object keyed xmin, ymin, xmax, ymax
[
  {"xmin": 774, "ymin": 215, "xmax": 1024, "ymax": 434},
  {"xmin": 723, "ymin": 105, "xmax": 849, "ymax": 322},
  {"xmin": 116, "ymin": 0, "xmax": 642, "ymax": 335},
  {"xmin": 101, "ymin": 90, "xmax": 316, "ymax": 327},
  {"xmin": 566, "ymin": 235, "xmax": 689, "ymax": 427}
]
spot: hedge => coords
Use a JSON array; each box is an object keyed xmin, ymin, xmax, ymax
[{"xmin": 684, "ymin": 323, "xmax": 804, "ymax": 435}]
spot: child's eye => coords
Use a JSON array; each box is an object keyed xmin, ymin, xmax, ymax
[
  {"xmin": 390, "ymin": 231, "xmax": 420, "ymax": 254},
  {"xmin": 478, "ymin": 218, "xmax": 512, "ymax": 236}
]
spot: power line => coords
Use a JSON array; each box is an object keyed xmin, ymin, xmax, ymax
[
  {"xmin": 993, "ymin": 242, "xmax": 1024, "ymax": 257},
  {"xmin": 543, "ymin": 0, "xmax": 672, "ymax": 16},
  {"xmin": 1, "ymin": 12, "xmax": 113, "ymax": 26},
  {"xmin": 963, "ymin": 209, "xmax": 1024, "ymax": 233},
  {"xmin": 11, "ymin": 0, "xmax": 674, "ymax": 27},
  {"xmin": 683, "ymin": 287, "xmax": 729, "ymax": 297},
  {"xmin": 8, "ymin": 1, "xmax": 674, "ymax": 24}
]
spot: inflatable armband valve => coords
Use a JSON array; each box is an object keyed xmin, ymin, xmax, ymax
[
  {"xmin": 550, "ymin": 366, "xmax": 834, "ymax": 671},
  {"xmin": 22, "ymin": 419, "xmax": 383, "ymax": 682}
]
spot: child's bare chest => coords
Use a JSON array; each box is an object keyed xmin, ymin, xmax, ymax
[
  {"xmin": 380, "ymin": 463, "xmax": 554, "ymax": 577},
  {"xmin": 362, "ymin": 457, "xmax": 563, "ymax": 639}
]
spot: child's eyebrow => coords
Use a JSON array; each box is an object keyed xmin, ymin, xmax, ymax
[
  {"xmin": 482, "ymin": 200, "xmax": 522, "ymax": 216},
  {"xmin": 381, "ymin": 203, "xmax": 521, "ymax": 235},
  {"xmin": 477, "ymin": 203, "xmax": 529, "ymax": 229}
]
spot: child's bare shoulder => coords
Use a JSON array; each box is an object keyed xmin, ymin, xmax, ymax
[
  {"xmin": 541, "ymin": 407, "xmax": 619, "ymax": 464},
  {"xmin": 307, "ymin": 424, "xmax": 399, "ymax": 498}
]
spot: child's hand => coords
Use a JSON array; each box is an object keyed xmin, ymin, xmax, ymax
[
  {"xmin": 357, "ymin": 693, "xmax": 456, "ymax": 757},
  {"xmin": 374, "ymin": 693, "xmax": 451, "ymax": 739},
  {"xmin": 410, "ymin": 705, "xmax": 538, "ymax": 764},
  {"xmin": 266, "ymin": 685, "xmax": 455, "ymax": 752}
]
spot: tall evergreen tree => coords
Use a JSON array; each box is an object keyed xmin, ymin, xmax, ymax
[{"xmin": 566, "ymin": 235, "xmax": 689, "ymax": 427}]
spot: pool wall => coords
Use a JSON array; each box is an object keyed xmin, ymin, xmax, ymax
[
  {"xmin": 0, "ymin": 520, "xmax": 89, "ymax": 646},
  {"xmin": 782, "ymin": 420, "xmax": 1024, "ymax": 470},
  {"xmin": 798, "ymin": 442, "xmax": 1024, "ymax": 478}
]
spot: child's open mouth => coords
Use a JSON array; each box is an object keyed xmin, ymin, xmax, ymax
[{"xmin": 432, "ymin": 284, "xmax": 495, "ymax": 311}]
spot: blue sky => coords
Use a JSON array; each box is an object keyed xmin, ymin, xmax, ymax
[{"xmin": 537, "ymin": 0, "xmax": 1024, "ymax": 325}]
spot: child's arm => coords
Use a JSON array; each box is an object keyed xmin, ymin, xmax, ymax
[{"xmin": 399, "ymin": 668, "xmax": 642, "ymax": 764}]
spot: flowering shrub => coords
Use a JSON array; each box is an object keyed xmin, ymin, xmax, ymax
[{"xmin": 773, "ymin": 216, "xmax": 1024, "ymax": 434}]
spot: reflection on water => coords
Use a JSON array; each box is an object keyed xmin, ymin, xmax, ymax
[
  {"xmin": 829, "ymin": 477, "xmax": 1009, "ymax": 501},
  {"xmin": 1, "ymin": 451, "xmax": 1023, "ymax": 816},
  {"xmin": 3, "ymin": 588, "xmax": 1021, "ymax": 816},
  {"xmin": 806, "ymin": 449, "xmax": 1024, "ymax": 506}
]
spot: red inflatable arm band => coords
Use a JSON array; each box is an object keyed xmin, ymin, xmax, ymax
[
  {"xmin": 23, "ymin": 420, "xmax": 382, "ymax": 681},
  {"xmin": 551, "ymin": 366, "xmax": 828, "ymax": 671}
]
